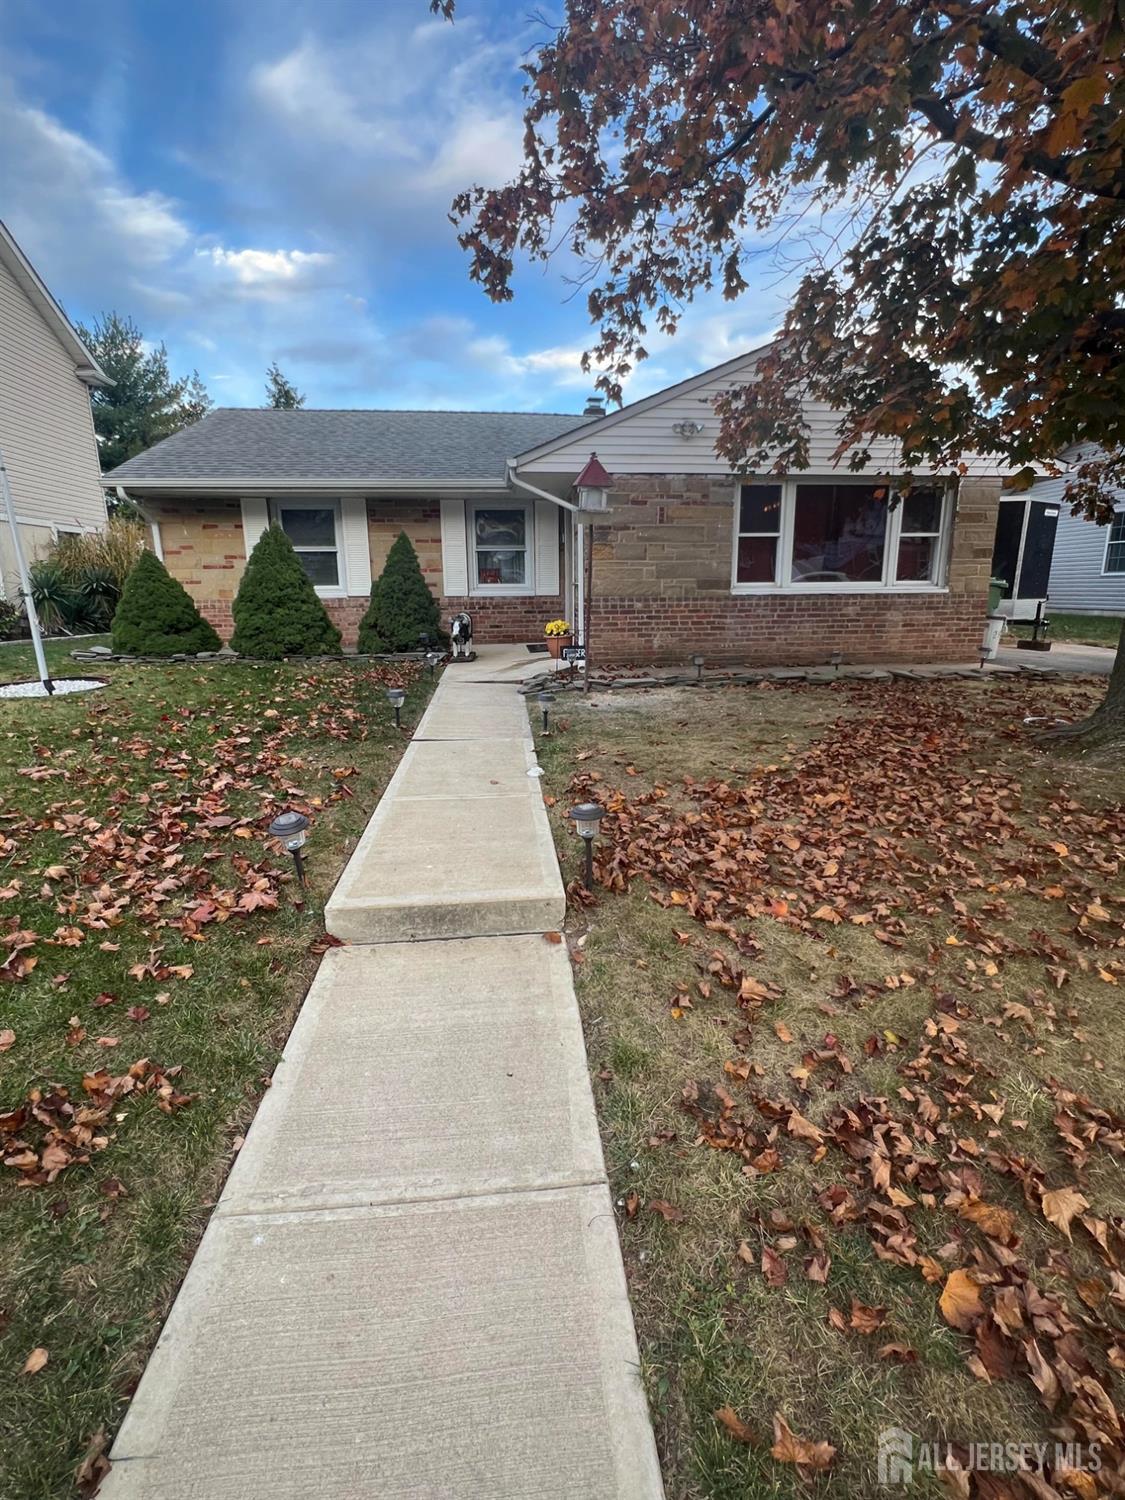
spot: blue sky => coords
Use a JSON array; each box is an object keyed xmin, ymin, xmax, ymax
[{"xmin": 0, "ymin": 0, "xmax": 785, "ymax": 413}]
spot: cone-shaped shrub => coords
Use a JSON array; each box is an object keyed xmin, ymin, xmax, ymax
[
  {"xmin": 358, "ymin": 531, "xmax": 446, "ymax": 653},
  {"xmin": 230, "ymin": 524, "xmax": 342, "ymax": 658},
  {"xmin": 111, "ymin": 550, "xmax": 222, "ymax": 656}
]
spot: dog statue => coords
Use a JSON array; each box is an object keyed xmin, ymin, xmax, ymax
[{"xmin": 449, "ymin": 611, "xmax": 476, "ymax": 662}]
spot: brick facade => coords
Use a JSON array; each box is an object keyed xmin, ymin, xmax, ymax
[
  {"xmin": 585, "ymin": 475, "xmax": 1001, "ymax": 665},
  {"xmin": 152, "ymin": 477, "xmax": 1001, "ymax": 662}
]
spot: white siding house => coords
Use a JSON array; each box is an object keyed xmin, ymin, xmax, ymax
[
  {"xmin": 0, "ymin": 221, "xmax": 109, "ymax": 596},
  {"xmin": 1038, "ymin": 458, "xmax": 1125, "ymax": 616}
]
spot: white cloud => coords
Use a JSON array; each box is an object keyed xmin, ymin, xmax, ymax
[{"xmin": 200, "ymin": 246, "xmax": 336, "ymax": 297}]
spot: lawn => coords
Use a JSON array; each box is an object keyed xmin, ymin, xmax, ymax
[
  {"xmin": 537, "ymin": 674, "xmax": 1125, "ymax": 1499},
  {"xmin": 0, "ymin": 653, "xmax": 432, "ymax": 1500},
  {"xmin": 1008, "ymin": 613, "xmax": 1124, "ymax": 650}
]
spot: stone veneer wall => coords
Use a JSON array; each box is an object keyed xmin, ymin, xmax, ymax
[
  {"xmin": 586, "ymin": 475, "xmax": 1001, "ymax": 665},
  {"xmin": 152, "ymin": 500, "xmax": 560, "ymax": 648}
]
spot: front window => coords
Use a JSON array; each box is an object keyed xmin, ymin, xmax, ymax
[
  {"xmin": 732, "ymin": 480, "xmax": 950, "ymax": 592},
  {"xmin": 473, "ymin": 505, "xmax": 529, "ymax": 590},
  {"xmin": 791, "ymin": 483, "xmax": 888, "ymax": 583},
  {"xmin": 273, "ymin": 503, "xmax": 340, "ymax": 588},
  {"xmin": 1105, "ymin": 512, "xmax": 1125, "ymax": 574}
]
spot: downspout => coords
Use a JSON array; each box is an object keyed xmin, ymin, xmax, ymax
[
  {"xmin": 506, "ymin": 461, "xmax": 578, "ymax": 512},
  {"xmin": 118, "ymin": 487, "xmax": 162, "ymax": 561},
  {"xmin": 507, "ymin": 460, "xmax": 584, "ymax": 641}
]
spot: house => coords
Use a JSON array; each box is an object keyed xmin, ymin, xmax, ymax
[
  {"xmin": 0, "ymin": 221, "xmax": 109, "ymax": 595},
  {"xmin": 105, "ymin": 345, "xmax": 1005, "ymax": 664},
  {"xmin": 1041, "ymin": 450, "xmax": 1125, "ymax": 617}
]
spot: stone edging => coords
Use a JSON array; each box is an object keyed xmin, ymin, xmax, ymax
[
  {"xmin": 518, "ymin": 662, "xmax": 1099, "ymax": 694},
  {"xmin": 71, "ymin": 649, "xmax": 435, "ymax": 667}
]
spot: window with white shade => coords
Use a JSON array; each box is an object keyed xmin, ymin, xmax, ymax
[
  {"xmin": 271, "ymin": 501, "xmax": 342, "ymax": 591},
  {"xmin": 731, "ymin": 480, "xmax": 951, "ymax": 593},
  {"xmin": 471, "ymin": 504, "xmax": 532, "ymax": 593}
]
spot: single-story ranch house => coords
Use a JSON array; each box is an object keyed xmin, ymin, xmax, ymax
[{"xmin": 104, "ymin": 345, "xmax": 1004, "ymax": 664}]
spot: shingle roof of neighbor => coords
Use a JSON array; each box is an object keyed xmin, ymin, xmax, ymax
[{"xmin": 103, "ymin": 408, "xmax": 591, "ymax": 485}]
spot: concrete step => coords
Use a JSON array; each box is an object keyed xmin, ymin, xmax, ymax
[
  {"xmin": 219, "ymin": 937, "xmax": 606, "ymax": 1214},
  {"xmin": 101, "ymin": 1185, "xmax": 663, "ymax": 1500},
  {"xmin": 326, "ymin": 708, "xmax": 563, "ymax": 943}
]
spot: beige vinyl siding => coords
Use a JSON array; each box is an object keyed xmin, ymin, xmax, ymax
[
  {"xmin": 0, "ymin": 252, "xmax": 107, "ymax": 534},
  {"xmin": 518, "ymin": 348, "xmax": 1006, "ymax": 479}
]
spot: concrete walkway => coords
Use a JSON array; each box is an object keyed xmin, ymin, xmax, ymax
[{"xmin": 102, "ymin": 647, "xmax": 664, "ymax": 1500}]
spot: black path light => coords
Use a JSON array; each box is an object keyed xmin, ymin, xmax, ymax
[
  {"xmin": 269, "ymin": 809, "xmax": 310, "ymax": 887},
  {"xmin": 387, "ymin": 685, "xmax": 406, "ymax": 729},
  {"xmin": 567, "ymin": 801, "xmax": 605, "ymax": 890},
  {"xmin": 690, "ymin": 653, "xmax": 705, "ymax": 682},
  {"xmin": 537, "ymin": 690, "xmax": 555, "ymax": 736},
  {"xmin": 425, "ymin": 651, "xmax": 441, "ymax": 677}
]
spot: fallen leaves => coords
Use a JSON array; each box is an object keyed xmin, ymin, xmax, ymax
[
  {"xmin": 939, "ymin": 1270, "xmax": 985, "ymax": 1332},
  {"xmin": 770, "ymin": 1412, "xmax": 836, "ymax": 1478},
  {"xmin": 1039, "ymin": 1184, "xmax": 1090, "ymax": 1241},
  {"xmin": 21, "ymin": 1346, "xmax": 48, "ymax": 1375}
]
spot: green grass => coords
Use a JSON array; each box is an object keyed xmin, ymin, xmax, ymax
[
  {"xmin": 0, "ymin": 655, "xmax": 434, "ymax": 1500},
  {"xmin": 1008, "ymin": 611, "xmax": 1123, "ymax": 648},
  {"xmin": 0, "ymin": 634, "xmax": 113, "ymax": 683},
  {"xmin": 535, "ymin": 676, "xmax": 1125, "ymax": 1500}
]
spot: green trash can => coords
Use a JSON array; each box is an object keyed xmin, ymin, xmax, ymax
[{"xmin": 988, "ymin": 577, "xmax": 1006, "ymax": 613}]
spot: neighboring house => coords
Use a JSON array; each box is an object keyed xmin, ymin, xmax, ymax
[
  {"xmin": 105, "ymin": 345, "xmax": 1006, "ymax": 663},
  {"xmin": 1041, "ymin": 449, "xmax": 1125, "ymax": 617},
  {"xmin": 0, "ymin": 221, "xmax": 109, "ymax": 595}
]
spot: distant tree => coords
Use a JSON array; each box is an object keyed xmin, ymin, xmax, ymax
[
  {"xmin": 77, "ymin": 312, "xmax": 213, "ymax": 479},
  {"xmin": 265, "ymin": 362, "xmax": 306, "ymax": 409},
  {"xmin": 111, "ymin": 551, "xmax": 221, "ymax": 657},
  {"xmin": 442, "ymin": 0, "xmax": 1125, "ymax": 747},
  {"xmin": 230, "ymin": 525, "xmax": 341, "ymax": 658},
  {"xmin": 358, "ymin": 531, "xmax": 446, "ymax": 653}
]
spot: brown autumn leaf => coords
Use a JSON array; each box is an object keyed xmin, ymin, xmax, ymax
[
  {"xmin": 959, "ymin": 1197, "xmax": 1018, "ymax": 1245},
  {"xmin": 648, "ymin": 1199, "xmax": 684, "ymax": 1224},
  {"xmin": 1040, "ymin": 1185, "xmax": 1090, "ymax": 1241},
  {"xmin": 770, "ymin": 1412, "xmax": 836, "ymax": 1476},
  {"xmin": 878, "ymin": 1343, "xmax": 917, "ymax": 1363},
  {"xmin": 939, "ymin": 1269, "xmax": 984, "ymax": 1332},
  {"xmin": 804, "ymin": 1250, "xmax": 831, "ymax": 1283},
  {"xmin": 762, "ymin": 1245, "xmax": 788, "ymax": 1287},
  {"xmin": 715, "ymin": 1406, "xmax": 757, "ymax": 1444},
  {"xmin": 1024, "ymin": 1338, "xmax": 1060, "ymax": 1410},
  {"xmin": 786, "ymin": 1110, "xmax": 824, "ymax": 1145},
  {"xmin": 849, "ymin": 1299, "xmax": 886, "ymax": 1334},
  {"xmin": 0, "ymin": 1028, "xmax": 14, "ymax": 1052},
  {"xmin": 543, "ymin": 931, "xmax": 563, "ymax": 944},
  {"xmin": 21, "ymin": 1346, "xmax": 48, "ymax": 1375},
  {"xmin": 774, "ymin": 1021, "xmax": 794, "ymax": 1043}
]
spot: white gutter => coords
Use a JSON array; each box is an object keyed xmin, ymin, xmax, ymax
[
  {"xmin": 506, "ymin": 460, "xmax": 577, "ymax": 511},
  {"xmin": 103, "ymin": 477, "xmax": 510, "ymax": 494}
]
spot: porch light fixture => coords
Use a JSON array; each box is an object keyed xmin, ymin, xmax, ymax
[
  {"xmin": 387, "ymin": 686, "xmax": 406, "ymax": 729},
  {"xmin": 574, "ymin": 452, "xmax": 613, "ymax": 513},
  {"xmin": 537, "ymin": 690, "xmax": 555, "ymax": 736},
  {"xmin": 269, "ymin": 809, "xmax": 310, "ymax": 887},
  {"xmin": 567, "ymin": 801, "xmax": 605, "ymax": 890}
]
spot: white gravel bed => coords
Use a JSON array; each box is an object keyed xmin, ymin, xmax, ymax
[{"xmin": 0, "ymin": 677, "xmax": 105, "ymax": 699}]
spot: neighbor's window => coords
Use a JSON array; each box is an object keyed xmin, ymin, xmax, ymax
[
  {"xmin": 1105, "ymin": 512, "xmax": 1125, "ymax": 575},
  {"xmin": 473, "ymin": 505, "xmax": 529, "ymax": 589},
  {"xmin": 274, "ymin": 503, "xmax": 340, "ymax": 588},
  {"xmin": 791, "ymin": 482, "xmax": 888, "ymax": 583},
  {"xmin": 735, "ymin": 484, "xmax": 782, "ymax": 584},
  {"xmin": 895, "ymin": 488, "xmax": 945, "ymax": 583}
]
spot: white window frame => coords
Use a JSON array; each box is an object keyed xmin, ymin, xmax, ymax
[
  {"xmin": 730, "ymin": 477, "xmax": 953, "ymax": 595},
  {"xmin": 1102, "ymin": 509, "xmax": 1125, "ymax": 576},
  {"xmin": 469, "ymin": 500, "xmax": 534, "ymax": 596},
  {"xmin": 270, "ymin": 498, "xmax": 345, "ymax": 598}
]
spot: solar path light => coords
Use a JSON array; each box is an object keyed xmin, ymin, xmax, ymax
[
  {"xmin": 387, "ymin": 686, "xmax": 406, "ymax": 729},
  {"xmin": 567, "ymin": 801, "xmax": 604, "ymax": 890},
  {"xmin": 426, "ymin": 651, "xmax": 441, "ymax": 677},
  {"xmin": 690, "ymin": 653, "xmax": 705, "ymax": 682},
  {"xmin": 537, "ymin": 690, "xmax": 555, "ymax": 736},
  {"xmin": 269, "ymin": 809, "xmax": 310, "ymax": 887}
]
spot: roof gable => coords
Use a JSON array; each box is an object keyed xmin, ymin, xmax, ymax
[{"xmin": 0, "ymin": 221, "xmax": 109, "ymax": 386}]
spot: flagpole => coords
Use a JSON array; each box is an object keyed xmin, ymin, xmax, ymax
[{"xmin": 0, "ymin": 447, "xmax": 53, "ymax": 694}]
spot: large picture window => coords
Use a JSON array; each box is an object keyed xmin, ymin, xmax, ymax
[
  {"xmin": 273, "ymin": 502, "xmax": 341, "ymax": 589},
  {"xmin": 472, "ymin": 504, "xmax": 531, "ymax": 592},
  {"xmin": 1104, "ymin": 512, "xmax": 1125, "ymax": 575},
  {"xmin": 731, "ymin": 480, "xmax": 950, "ymax": 593}
]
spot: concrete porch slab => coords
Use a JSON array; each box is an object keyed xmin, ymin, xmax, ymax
[
  {"xmin": 219, "ymin": 937, "xmax": 605, "ymax": 1214},
  {"xmin": 102, "ymin": 1186, "xmax": 664, "ymax": 1500},
  {"xmin": 325, "ymin": 786, "xmax": 563, "ymax": 942}
]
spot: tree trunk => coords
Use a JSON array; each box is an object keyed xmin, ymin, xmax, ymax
[{"xmin": 1040, "ymin": 616, "xmax": 1125, "ymax": 751}]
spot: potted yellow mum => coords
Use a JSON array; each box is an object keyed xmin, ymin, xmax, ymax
[{"xmin": 544, "ymin": 618, "xmax": 573, "ymax": 660}]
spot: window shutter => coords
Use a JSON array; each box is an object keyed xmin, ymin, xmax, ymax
[
  {"xmin": 239, "ymin": 498, "xmax": 269, "ymax": 560},
  {"xmin": 440, "ymin": 498, "xmax": 469, "ymax": 596},
  {"xmin": 339, "ymin": 497, "xmax": 371, "ymax": 596},
  {"xmin": 534, "ymin": 500, "xmax": 560, "ymax": 595}
]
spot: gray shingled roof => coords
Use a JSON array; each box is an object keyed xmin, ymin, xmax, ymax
[{"xmin": 104, "ymin": 408, "xmax": 591, "ymax": 485}]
